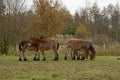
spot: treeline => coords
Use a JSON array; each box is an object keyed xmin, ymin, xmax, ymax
[
  {"xmin": 0, "ymin": 0, "xmax": 71, "ymax": 55},
  {"xmin": 62, "ymin": 3, "xmax": 120, "ymax": 46},
  {"xmin": 0, "ymin": 0, "xmax": 32, "ymax": 55},
  {"xmin": 73, "ymin": 3, "xmax": 120, "ymax": 45},
  {"xmin": 0, "ymin": 0, "xmax": 120, "ymax": 55}
]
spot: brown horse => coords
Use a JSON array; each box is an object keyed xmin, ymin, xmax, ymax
[
  {"xmin": 18, "ymin": 40, "xmax": 38, "ymax": 61},
  {"xmin": 18, "ymin": 36, "xmax": 44, "ymax": 61},
  {"xmin": 64, "ymin": 38, "xmax": 96, "ymax": 60},
  {"xmin": 29, "ymin": 37, "xmax": 59, "ymax": 61}
]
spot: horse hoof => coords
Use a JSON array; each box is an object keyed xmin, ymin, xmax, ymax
[
  {"xmin": 81, "ymin": 59, "xmax": 84, "ymax": 60},
  {"xmin": 24, "ymin": 58, "xmax": 27, "ymax": 61},
  {"xmin": 36, "ymin": 59, "xmax": 40, "ymax": 61},
  {"xmin": 81, "ymin": 57, "xmax": 85, "ymax": 60},
  {"xmin": 77, "ymin": 58, "xmax": 80, "ymax": 60},
  {"xmin": 90, "ymin": 58, "xmax": 93, "ymax": 60},
  {"xmin": 33, "ymin": 58, "xmax": 37, "ymax": 61},
  {"xmin": 81, "ymin": 58, "xmax": 85, "ymax": 60},
  {"xmin": 72, "ymin": 58, "xmax": 75, "ymax": 60},
  {"xmin": 42, "ymin": 58, "xmax": 46, "ymax": 61},
  {"xmin": 64, "ymin": 57, "xmax": 67, "ymax": 60},
  {"xmin": 19, "ymin": 58, "xmax": 22, "ymax": 61},
  {"xmin": 117, "ymin": 58, "xmax": 120, "ymax": 60},
  {"xmin": 54, "ymin": 58, "xmax": 58, "ymax": 61}
]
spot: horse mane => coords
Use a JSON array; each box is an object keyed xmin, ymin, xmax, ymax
[{"xmin": 31, "ymin": 37, "xmax": 39, "ymax": 42}]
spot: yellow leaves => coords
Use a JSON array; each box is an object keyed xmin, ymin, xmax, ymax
[
  {"xmin": 76, "ymin": 25, "xmax": 88, "ymax": 37},
  {"xmin": 31, "ymin": 0, "xmax": 65, "ymax": 37}
]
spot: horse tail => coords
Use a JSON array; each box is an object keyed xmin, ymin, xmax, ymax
[{"xmin": 19, "ymin": 43, "xmax": 22, "ymax": 51}]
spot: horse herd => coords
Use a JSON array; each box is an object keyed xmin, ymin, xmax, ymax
[{"xmin": 18, "ymin": 36, "xmax": 96, "ymax": 61}]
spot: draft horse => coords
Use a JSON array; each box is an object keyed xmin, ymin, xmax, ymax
[
  {"xmin": 18, "ymin": 36, "xmax": 44, "ymax": 61},
  {"xmin": 29, "ymin": 37, "xmax": 59, "ymax": 61},
  {"xmin": 18, "ymin": 40, "xmax": 38, "ymax": 61},
  {"xmin": 64, "ymin": 38, "xmax": 96, "ymax": 60}
]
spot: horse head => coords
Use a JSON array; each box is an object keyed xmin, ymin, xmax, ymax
[
  {"xmin": 91, "ymin": 50, "xmax": 96, "ymax": 59},
  {"xmin": 29, "ymin": 37, "xmax": 46, "ymax": 47},
  {"xmin": 87, "ymin": 42, "xmax": 96, "ymax": 59},
  {"xmin": 29, "ymin": 37, "xmax": 40, "ymax": 46}
]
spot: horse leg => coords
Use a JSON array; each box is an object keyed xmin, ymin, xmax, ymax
[
  {"xmin": 72, "ymin": 51, "xmax": 76, "ymax": 60},
  {"xmin": 64, "ymin": 48, "xmax": 70, "ymax": 60},
  {"xmin": 90, "ymin": 54, "xmax": 93, "ymax": 60},
  {"xmin": 80, "ymin": 49, "xmax": 85, "ymax": 60},
  {"xmin": 76, "ymin": 51, "xmax": 80, "ymax": 60},
  {"xmin": 19, "ymin": 51, "xmax": 23, "ymax": 61},
  {"xmin": 36, "ymin": 51, "xmax": 40, "ymax": 61},
  {"xmin": 54, "ymin": 49, "xmax": 59, "ymax": 61},
  {"xmin": 33, "ymin": 51, "xmax": 37, "ymax": 61},
  {"xmin": 70, "ymin": 50, "xmax": 73, "ymax": 60},
  {"xmin": 23, "ymin": 51, "xmax": 27, "ymax": 61},
  {"xmin": 81, "ymin": 53, "xmax": 85, "ymax": 60},
  {"xmin": 85, "ymin": 53, "xmax": 89, "ymax": 60},
  {"xmin": 64, "ymin": 49, "xmax": 68, "ymax": 60},
  {"xmin": 84, "ymin": 49, "xmax": 89, "ymax": 60},
  {"xmin": 42, "ymin": 51, "xmax": 46, "ymax": 61},
  {"xmin": 90, "ymin": 50, "xmax": 94, "ymax": 60},
  {"xmin": 64, "ymin": 52, "xmax": 67, "ymax": 60}
]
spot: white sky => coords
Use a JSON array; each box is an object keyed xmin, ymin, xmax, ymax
[
  {"xmin": 61, "ymin": 0, "xmax": 119, "ymax": 14},
  {"xmin": 27, "ymin": 0, "xmax": 119, "ymax": 15}
]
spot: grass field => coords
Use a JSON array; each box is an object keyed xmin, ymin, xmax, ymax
[{"xmin": 0, "ymin": 55, "xmax": 120, "ymax": 80}]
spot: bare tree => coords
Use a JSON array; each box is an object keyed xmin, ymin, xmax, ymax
[{"xmin": 0, "ymin": 0, "xmax": 32, "ymax": 55}]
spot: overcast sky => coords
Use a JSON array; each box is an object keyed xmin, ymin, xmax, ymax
[
  {"xmin": 61, "ymin": 0, "xmax": 119, "ymax": 14},
  {"xmin": 27, "ymin": 0, "xmax": 119, "ymax": 15}
]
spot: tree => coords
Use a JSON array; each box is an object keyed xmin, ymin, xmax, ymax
[
  {"xmin": 74, "ymin": 12, "xmax": 80, "ymax": 27},
  {"xmin": 32, "ymin": 0, "xmax": 65, "ymax": 37},
  {"xmin": 75, "ymin": 25, "xmax": 88, "ymax": 38},
  {"xmin": 61, "ymin": 7, "xmax": 75, "ymax": 35},
  {"xmin": 0, "ymin": 0, "xmax": 31, "ymax": 55},
  {"xmin": 89, "ymin": 3, "xmax": 101, "ymax": 35},
  {"xmin": 0, "ymin": 0, "xmax": 9, "ymax": 55},
  {"xmin": 111, "ymin": 4, "xmax": 120, "ymax": 41}
]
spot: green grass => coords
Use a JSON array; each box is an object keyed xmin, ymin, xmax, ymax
[{"xmin": 0, "ymin": 55, "xmax": 120, "ymax": 80}]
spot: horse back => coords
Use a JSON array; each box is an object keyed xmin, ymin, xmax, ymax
[
  {"xmin": 67, "ymin": 39, "xmax": 84, "ymax": 49},
  {"xmin": 39, "ymin": 38, "xmax": 59, "ymax": 50}
]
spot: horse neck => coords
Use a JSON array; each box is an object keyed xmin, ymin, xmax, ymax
[{"xmin": 31, "ymin": 39, "xmax": 40, "ymax": 47}]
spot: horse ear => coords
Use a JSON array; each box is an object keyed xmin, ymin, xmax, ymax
[
  {"xmin": 40, "ymin": 39, "xmax": 46, "ymax": 43},
  {"xmin": 39, "ymin": 35, "xmax": 45, "ymax": 39}
]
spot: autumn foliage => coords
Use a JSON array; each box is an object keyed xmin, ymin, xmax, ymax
[
  {"xmin": 31, "ymin": 0, "xmax": 65, "ymax": 37},
  {"xmin": 76, "ymin": 25, "xmax": 88, "ymax": 38}
]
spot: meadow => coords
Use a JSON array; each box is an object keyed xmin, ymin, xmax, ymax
[{"xmin": 0, "ymin": 55, "xmax": 120, "ymax": 80}]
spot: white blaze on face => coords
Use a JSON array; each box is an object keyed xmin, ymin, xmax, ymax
[{"xmin": 28, "ymin": 43, "xmax": 31, "ymax": 46}]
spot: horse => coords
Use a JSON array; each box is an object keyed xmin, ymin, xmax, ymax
[
  {"xmin": 18, "ymin": 40, "xmax": 38, "ymax": 61},
  {"xmin": 18, "ymin": 36, "xmax": 44, "ymax": 61},
  {"xmin": 64, "ymin": 38, "xmax": 96, "ymax": 60},
  {"xmin": 29, "ymin": 37, "xmax": 59, "ymax": 61}
]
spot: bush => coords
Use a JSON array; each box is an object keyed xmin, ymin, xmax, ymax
[{"xmin": 62, "ymin": 26, "xmax": 76, "ymax": 35}]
